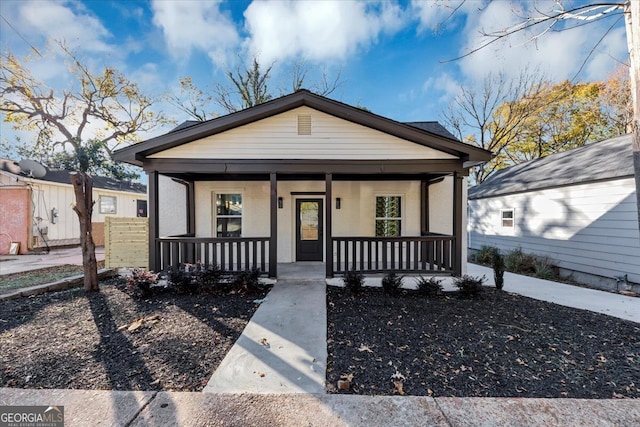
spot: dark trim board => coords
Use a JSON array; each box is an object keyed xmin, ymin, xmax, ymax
[
  {"xmin": 291, "ymin": 191, "xmax": 326, "ymax": 195},
  {"xmin": 141, "ymin": 158, "xmax": 469, "ymax": 175}
]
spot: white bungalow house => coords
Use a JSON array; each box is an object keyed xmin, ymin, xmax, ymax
[
  {"xmin": 468, "ymin": 134, "xmax": 640, "ymax": 291},
  {"xmin": 0, "ymin": 159, "xmax": 147, "ymax": 254},
  {"xmin": 114, "ymin": 90, "xmax": 491, "ymax": 278}
]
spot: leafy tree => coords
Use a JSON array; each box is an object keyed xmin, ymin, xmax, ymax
[
  {"xmin": 0, "ymin": 42, "xmax": 167, "ymax": 291},
  {"xmin": 504, "ymin": 80, "xmax": 614, "ymax": 163}
]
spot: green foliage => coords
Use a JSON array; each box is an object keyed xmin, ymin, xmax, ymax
[
  {"xmin": 491, "ymin": 250, "xmax": 505, "ymax": 290},
  {"xmin": 343, "ymin": 270, "xmax": 364, "ymax": 295},
  {"xmin": 504, "ymin": 248, "xmax": 536, "ymax": 274},
  {"xmin": 415, "ymin": 276, "xmax": 443, "ymax": 297},
  {"xmin": 126, "ymin": 268, "xmax": 159, "ymax": 297},
  {"xmin": 453, "ymin": 275, "xmax": 486, "ymax": 299},
  {"xmin": 381, "ymin": 272, "xmax": 403, "ymax": 296},
  {"xmin": 534, "ymin": 257, "xmax": 554, "ymax": 279},
  {"xmin": 475, "ymin": 245, "xmax": 498, "ymax": 265}
]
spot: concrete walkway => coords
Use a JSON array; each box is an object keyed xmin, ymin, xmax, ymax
[
  {"xmin": 0, "ymin": 246, "xmax": 105, "ymax": 275},
  {"xmin": 204, "ymin": 269, "xmax": 327, "ymax": 393},
  {"xmin": 467, "ymin": 263, "xmax": 640, "ymax": 323}
]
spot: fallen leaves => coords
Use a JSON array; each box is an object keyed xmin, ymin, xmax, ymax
[
  {"xmin": 358, "ymin": 344, "xmax": 373, "ymax": 353},
  {"xmin": 338, "ymin": 373, "xmax": 354, "ymax": 390},
  {"xmin": 118, "ymin": 314, "xmax": 161, "ymax": 333}
]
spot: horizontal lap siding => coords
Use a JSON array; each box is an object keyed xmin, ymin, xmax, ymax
[
  {"xmin": 468, "ymin": 178, "xmax": 640, "ymax": 283},
  {"xmin": 148, "ymin": 107, "xmax": 457, "ymax": 160}
]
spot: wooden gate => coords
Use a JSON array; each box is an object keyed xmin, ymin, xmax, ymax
[{"xmin": 105, "ymin": 217, "xmax": 148, "ymax": 269}]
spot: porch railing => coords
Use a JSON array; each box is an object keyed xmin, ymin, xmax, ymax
[
  {"xmin": 156, "ymin": 236, "xmax": 270, "ymax": 274},
  {"xmin": 332, "ymin": 235, "xmax": 455, "ymax": 275}
]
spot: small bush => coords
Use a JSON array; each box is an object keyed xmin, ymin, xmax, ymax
[
  {"xmin": 195, "ymin": 263, "xmax": 225, "ymax": 290},
  {"xmin": 343, "ymin": 270, "xmax": 364, "ymax": 295},
  {"xmin": 231, "ymin": 267, "xmax": 264, "ymax": 294},
  {"xmin": 381, "ymin": 272, "xmax": 403, "ymax": 296},
  {"xmin": 453, "ymin": 274, "xmax": 486, "ymax": 298},
  {"xmin": 491, "ymin": 250, "xmax": 505, "ymax": 290},
  {"xmin": 126, "ymin": 268, "xmax": 159, "ymax": 297},
  {"xmin": 475, "ymin": 245, "xmax": 498, "ymax": 265},
  {"xmin": 534, "ymin": 256, "xmax": 554, "ymax": 279},
  {"xmin": 504, "ymin": 248, "xmax": 536, "ymax": 274},
  {"xmin": 415, "ymin": 276, "xmax": 443, "ymax": 297},
  {"xmin": 167, "ymin": 264, "xmax": 199, "ymax": 294}
]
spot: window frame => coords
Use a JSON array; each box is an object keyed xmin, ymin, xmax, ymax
[
  {"xmin": 500, "ymin": 208, "xmax": 515, "ymax": 229},
  {"xmin": 375, "ymin": 195, "xmax": 403, "ymax": 237},
  {"xmin": 213, "ymin": 192, "xmax": 243, "ymax": 237},
  {"xmin": 99, "ymin": 195, "xmax": 117, "ymax": 214}
]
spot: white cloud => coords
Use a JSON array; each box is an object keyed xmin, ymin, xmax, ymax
[
  {"xmin": 243, "ymin": 0, "xmax": 406, "ymax": 65},
  {"xmin": 457, "ymin": 1, "xmax": 628, "ymax": 83},
  {"xmin": 151, "ymin": 0, "xmax": 240, "ymax": 67},
  {"xmin": 11, "ymin": 0, "xmax": 113, "ymax": 53},
  {"xmin": 411, "ymin": 0, "xmax": 470, "ymax": 33},
  {"xmin": 422, "ymin": 72, "xmax": 461, "ymax": 102}
]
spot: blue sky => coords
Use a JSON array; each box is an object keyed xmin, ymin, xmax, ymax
[{"xmin": 0, "ymin": 0, "xmax": 630, "ymax": 145}]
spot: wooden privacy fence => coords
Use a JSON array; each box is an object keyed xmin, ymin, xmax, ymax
[{"xmin": 105, "ymin": 217, "xmax": 148, "ymax": 269}]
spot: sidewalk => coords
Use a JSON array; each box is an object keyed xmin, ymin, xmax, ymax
[
  {"xmin": 467, "ymin": 263, "xmax": 640, "ymax": 323},
  {"xmin": 0, "ymin": 246, "xmax": 105, "ymax": 275},
  {"xmin": 1, "ymin": 388, "xmax": 638, "ymax": 426}
]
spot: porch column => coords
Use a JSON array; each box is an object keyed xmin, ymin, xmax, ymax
[
  {"xmin": 186, "ymin": 180, "xmax": 196, "ymax": 235},
  {"xmin": 452, "ymin": 172, "xmax": 463, "ymax": 276},
  {"xmin": 269, "ymin": 173, "xmax": 278, "ymax": 277},
  {"xmin": 325, "ymin": 173, "xmax": 333, "ymax": 278},
  {"xmin": 148, "ymin": 170, "xmax": 159, "ymax": 272},
  {"xmin": 420, "ymin": 180, "xmax": 429, "ymax": 234}
]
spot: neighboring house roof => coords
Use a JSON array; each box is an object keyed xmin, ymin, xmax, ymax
[
  {"xmin": 0, "ymin": 158, "xmax": 146, "ymax": 194},
  {"xmin": 468, "ymin": 134, "xmax": 634, "ymax": 199},
  {"xmin": 114, "ymin": 89, "xmax": 492, "ymax": 166}
]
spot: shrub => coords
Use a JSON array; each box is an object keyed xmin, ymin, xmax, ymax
[
  {"xmin": 195, "ymin": 263, "xmax": 225, "ymax": 290},
  {"xmin": 534, "ymin": 256, "xmax": 554, "ymax": 279},
  {"xmin": 475, "ymin": 245, "xmax": 498, "ymax": 265},
  {"xmin": 231, "ymin": 267, "xmax": 264, "ymax": 294},
  {"xmin": 343, "ymin": 270, "xmax": 364, "ymax": 295},
  {"xmin": 381, "ymin": 272, "xmax": 403, "ymax": 296},
  {"xmin": 491, "ymin": 250, "xmax": 505, "ymax": 290},
  {"xmin": 126, "ymin": 268, "xmax": 159, "ymax": 297},
  {"xmin": 167, "ymin": 264, "xmax": 199, "ymax": 294},
  {"xmin": 453, "ymin": 274, "xmax": 486, "ymax": 298},
  {"xmin": 504, "ymin": 248, "xmax": 536, "ymax": 274},
  {"xmin": 415, "ymin": 276, "xmax": 443, "ymax": 297}
]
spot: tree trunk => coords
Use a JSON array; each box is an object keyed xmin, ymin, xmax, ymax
[
  {"xmin": 625, "ymin": 1, "xmax": 640, "ymax": 231},
  {"xmin": 70, "ymin": 171, "xmax": 99, "ymax": 291}
]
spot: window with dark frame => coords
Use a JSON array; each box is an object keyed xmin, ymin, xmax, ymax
[
  {"xmin": 375, "ymin": 196, "xmax": 401, "ymax": 237},
  {"xmin": 216, "ymin": 193, "xmax": 242, "ymax": 237}
]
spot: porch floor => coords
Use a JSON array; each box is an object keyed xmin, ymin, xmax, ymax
[{"xmin": 204, "ymin": 273, "xmax": 327, "ymax": 394}]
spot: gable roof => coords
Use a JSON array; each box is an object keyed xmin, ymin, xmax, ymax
[
  {"xmin": 468, "ymin": 134, "xmax": 634, "ymax": 199},
  {"xmin": 0, "ymin": 158, "xmax": 146, "ymax": 194},
  {"xmin": 114, "ymin": 90, "xmax": 491, "ymax": 166}
]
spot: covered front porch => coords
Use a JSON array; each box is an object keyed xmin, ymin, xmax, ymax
[{"xmin": 147, "ymin": 169, "xmax": 466, "ymax": 279}]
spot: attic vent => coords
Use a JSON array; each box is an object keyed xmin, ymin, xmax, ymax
[{"xmin": 298, "ymin": 114, "xmax": 311, "ymax": 135}]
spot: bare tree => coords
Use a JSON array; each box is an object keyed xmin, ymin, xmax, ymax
[
  {"xmin": 0, "ymin": 42, "xmax": 167, "ymax": 290},
  {"xmin": 442, "ymin": 68, "xmax": 548, "ymax": 183},
  {"xmin": 170, "ymin": 55, "xmax": 343, "ymax": 119}
]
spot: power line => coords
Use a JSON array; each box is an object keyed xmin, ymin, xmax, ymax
[{"xmin": 0, "ymin": 13, "xmax": 42, "ymax": 57}]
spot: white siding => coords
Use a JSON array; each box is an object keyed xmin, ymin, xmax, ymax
[
  {"xmin": 468, "ymin": 178, "xmax": 640, "ymax": 284},
  {"xmin": 149, "ymin": 107, "xmax": 457, "ymax": 161},
  {"xmin": 158, "ymin": 175, "xmax": 188, "ymax": 237}
]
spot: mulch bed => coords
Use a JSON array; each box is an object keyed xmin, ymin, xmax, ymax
[
  {"xmin": 326, "ymin": 286, "xmax": 640, "ymax": 398},
  {"xmin": 0, "ymin": 278, "xmax": 268, "ymax": 391}
]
